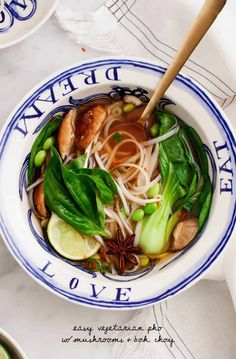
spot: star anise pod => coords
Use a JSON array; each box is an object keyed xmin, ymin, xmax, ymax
[{"xmin": 105, "ymin": 230, "xmax": 141, "ymax": 274}]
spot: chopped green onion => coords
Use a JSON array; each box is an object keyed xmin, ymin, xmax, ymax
[
  {"xmin": 150, "ymin": 123, "xmax": 159, "ymax": 137},
  {"xmin": 132, "ymin": 208, "xmax": 144, "ymax": 222},
  {"xmin": 113, "ymin": 132, "xmax": 122, "ymax": 144}
]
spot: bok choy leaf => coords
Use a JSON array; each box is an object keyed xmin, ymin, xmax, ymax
[{"xmin": 139, "ymin": 110, "xmax": 213, "ymax": 255}]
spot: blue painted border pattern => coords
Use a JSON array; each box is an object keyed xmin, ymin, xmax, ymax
[
  {"xmin": 0, "ymin": 59, "xmax": 235, "ymax": 308},
  {"xmin": 0, "ymin": 0, "xmax": 37, "ymax": 33}
]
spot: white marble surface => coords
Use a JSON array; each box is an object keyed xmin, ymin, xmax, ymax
[{"xmin": 0, "ymin": 6, "xmax": 235, "ymax": 359}]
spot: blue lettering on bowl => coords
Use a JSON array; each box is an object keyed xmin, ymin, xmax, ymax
[{"xmin": 0, "ymin": 0, "xmax": 37, "ymax": 32}]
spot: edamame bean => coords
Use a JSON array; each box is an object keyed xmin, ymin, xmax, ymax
[
  {"xmin": 123, "ymin": 103, "xmax": 135, "ymax": 113},
  {"xmin": 150, "ymin": 123, "xmax": 159, "ymax": 137},
  {"xmin": 147, "ymin": 183, "xmax": 160, "ymax": 198},
  {"xmin": 131, "ymin": 208, "xmax": 144, "ymax": 222},
  {"xmin": 143, "ymin": 202, "xmax": 158, "ymax": 215},
  {"xmin": 43, "ymin": 136, "xmax": 55, "ymax": 150},
  {"xmin": 34, "ymin": 150, "xmax": 47, "ymax": 167}
]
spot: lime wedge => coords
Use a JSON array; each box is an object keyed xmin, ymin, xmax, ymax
[
  {"xmin": 0, "ymin": 344, "xmax": 11, "ymax": 359},
  {"xmin": 47, "ymin": 213, "xmax": 100, "ymax": 260}
]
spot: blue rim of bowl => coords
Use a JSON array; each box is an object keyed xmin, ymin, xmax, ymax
[{"xmin": 0, "ymin": 58, "xmax": 235, "ymax": 309}]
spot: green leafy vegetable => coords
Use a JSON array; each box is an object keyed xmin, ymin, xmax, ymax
[
  {"xmin": 89, "ymin": 175, "xmax": 114, "ymax": 205},
  {"xmin": 179, "ymin": 126, "xmax": 213, "ymax": 230},
  {"xmin": 28, "ymin": 115, "xmax": 62, "ymax": 184},
  {"xmin": 139, "ymin": 110, "xmax": 213, "ymax": 254},
  {"xmin": 44, "ymin": 147, "xmax": 109, "ymax": 237},
  {"xmin": 61, "ymin": 166, "xmax": 104, "ymax": 226},
  {"xmin": 92, "ymin": 168, "xmax": 118, "ymax": 196},
  {"xmin": 65, "ymin": 157, "xmax": 117, "ymax": 205},
  {"xmin": 66, "ymin": 153, "xmax": 87, "ymax": 170}
]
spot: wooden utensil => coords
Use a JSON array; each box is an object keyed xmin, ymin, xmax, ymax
[{"xmin": 138, "ymin": 0, "xmax": 226, "ymax": 125}]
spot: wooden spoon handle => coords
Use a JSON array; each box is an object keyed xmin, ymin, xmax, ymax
[{"xmin": 139, "ymin": 0, "xmax": 226, "ymax": 124}]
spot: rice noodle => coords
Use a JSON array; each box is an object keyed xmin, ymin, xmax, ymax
[
  {"xmin": 94, "ymin": 151, "xmax": 107, "ymax": 170},
  {"xmin": 100, "ymin": 153, "xmax": 109, "ymax": 161},
  {"xmin": 134, "ymin": 220, "xmax": 142, "ymax": 246},
  {"xmin": 28, "ymin": 189, "xmax": 36, "ymax": 211},
  {"xmin": 150, "ymin": 174, "xmax": 161, "ymax": 186},
  {"xmin": 124, "ymin": 254, "xmax": 140, "ymax": 273},
  {"xmin": 85, "ymin": 132, "xmax": 101, "ymax": 165},
  {"xmin": 63, "ymin": 154, "xmax": 74, "ymax": 166},
  {"xmin": 106, "ymin": 140, "xmax": 145, "ymax": 179},
  {"xmin": 115, "ymin": 182, "xmax": 130, "ymax": 215},
  {"xmin": 105, "ymin": 208, "xmax": 126, "ymax": 237},
  {"xmin": 109, "ymin": 221, "xmax": 117, "ymax": 238},
  {"xmin": 103, "ymin": 116, "xmax": 123, "ymax": 138},
  {"xmin": 142, "ymin": 126, "xmax": 179, "ymax": 146},
  {"xmin": 107, "ymin": 101, "xmax": 123, "ymax": 115},
  {"xmin": 26, "ymin": 177, "xmax": 43, "ymax": 192},
  {"xmin": 144, "ymin": 145, "xmax": 153, "ymax": 179},
  {"xmin": 116, "ymin": 207, "xmax": 133, "ymax": 235},
  {"xmin": 120, "ymin": 152, "xmax": 141, "ymax": 164},
  {"xmin": 88, "ymin": 155, "xmax": 96, "ymax": 169},
  {"xmin": 117, "ymin": 178, "xmax": 162, "ymax": 205},
  {"xmin": 116, "ymin": 162, "xmax": 150, "ymax": 195},
  {"xmin": 94, "ymin": 235, "xmax": 106, "ymax": 248},
  {"xmin": 118, "ymin": 167, "xmax": 139, "ymax": 184},
  {"xmin": 106, "ymin": 138, "xmax": 144, "ymax": 169},
  {"xmin": 100, "ymin": 131, "xmax": 136, "ymax": 153},
  {"xmin": 147, "ymin": 144, "xmax": 159, "ymax": 178},
  {"xmin": 84, "ymin": 142, "xmax": 93, "ymax": 168}
]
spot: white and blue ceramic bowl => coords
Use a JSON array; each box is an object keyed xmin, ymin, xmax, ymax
[
  {"xmin": 0, "ymin": 328, "xmax": 27, "ymax": 358},
  {"xmin": 0, "ymin": 0, "xmax": 59, "ymax": 49},
  {"xmin": 0, "ymin": 58, "xmax": 235, "ymax": 309}
]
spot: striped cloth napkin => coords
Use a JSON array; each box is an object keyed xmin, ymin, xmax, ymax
[
  {"xmin": 55, "ymin": 1, "xmax": 236, "ymax": 358},
  {"xmin": 55, "ymin": 0, "xmax": 236, "ymax": 110}
]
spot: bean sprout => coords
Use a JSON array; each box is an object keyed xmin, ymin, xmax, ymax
[{"xmin": 142, "ymin": 126, "xmax": 179, "ymax": 146}]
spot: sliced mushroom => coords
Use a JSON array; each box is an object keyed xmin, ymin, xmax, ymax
[
  {"xmin": 57, "ymin": 108, "xmax": 78, "ymax": 160},
  {"xmin": 171, "ymin": 217, "xmax": 199, "ymax": 251},
  {"xmin": 75, "ymin": 105, "xmax": 107, "ymax": 150},
  {"xmin": 33, "ymin": 183, "xmax": 47, "ymax": 218}
]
